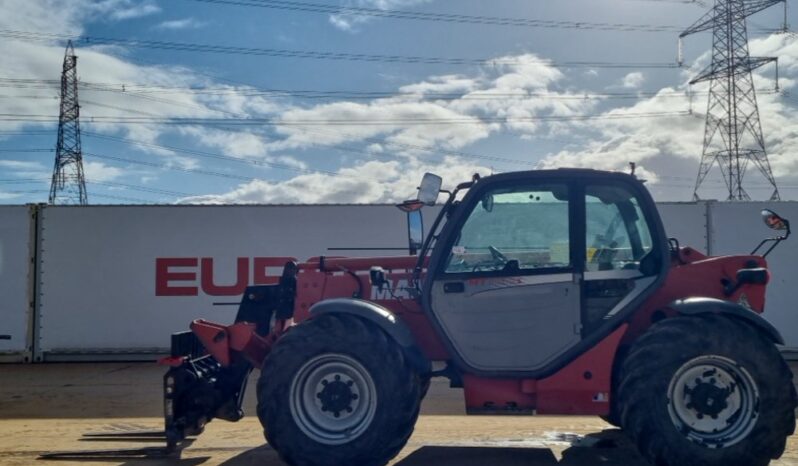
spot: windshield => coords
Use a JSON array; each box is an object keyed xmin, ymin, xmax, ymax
[{"xmin": 445, "ymin": 184, "xmax": 570, "ymax": 273}]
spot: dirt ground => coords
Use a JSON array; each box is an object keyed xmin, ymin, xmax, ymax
[{"xmin": 1, "ymin": 362, "xmax": 797, "ymax": 466}]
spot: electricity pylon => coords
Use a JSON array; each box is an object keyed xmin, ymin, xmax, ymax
[
  {"xmin": 49, "ymin": 40, "xmax": 87, "ymax": 205},
  {"xmin": 680, "ymin": 0, "xmax": 783, "ymax": 201}
]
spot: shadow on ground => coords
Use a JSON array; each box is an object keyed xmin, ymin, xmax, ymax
[{"xmin": 210, "ymin": 429, "xmax": 647, "ymax": 466}]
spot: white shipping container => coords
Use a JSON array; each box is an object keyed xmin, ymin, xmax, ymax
[
  {"xmin": 656, "ymin": 202, "xmax": 710, "ymax": 253},
  {"xmin": 35, "ymin": 205, "xmax": 418, "ymax": 359},
  {"xmin": 23, "ymin": 201, "xmax": 798, "ymax": 359},
  {"xmin": 709, "ymin": 202, "xmax": 798, "ymax": 347},
  {"xmin": 0, "ymin": 206, "xmax": 33, "ymax": 361}
]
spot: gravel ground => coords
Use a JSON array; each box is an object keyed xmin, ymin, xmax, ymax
[{"xmin": 0, "ymin": 362, "xmax": 797, "ymax": 466}]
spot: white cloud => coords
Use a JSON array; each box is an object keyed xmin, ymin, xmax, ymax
[
  {"xmin": 273, "ymin": 99, "xmax": 493, "ymax": 155},
  {"xmin": 179, "ymin": 158, "xmax": 487, "ymax": 204},
  {"xmin": 108, "ymin": 1, "xmax": 161, "ymax": 20},
  {"xmin": 536, "ymin": 87, "xmax": 701, "ymax": 175},
  {"xmin": 190, "ymin": 33, "xmax": 793, "ymax": 204},
  {"xmin": 154, "ymin": 17, "xmax": 207, "ymax": 30},
  {"xmin": 534, "ymin": 34, "xmax": 798, "ymax": 200},
  {"xmin": 621, "ymin": 72, "xmax": 645, "ymax": 89},
  {"xmin": 0, "ymin": 192, "xmax": 24, "ymax": 200},
  {"xmin": 0, "ymin": 160, "xmax": 50, "ymax": 179},
  {"xmin": 584, "ymin": 69, "xmax": 599, "ymax": 78},
  {"xmin": 83, "ymin": 161, "xmax": 123, "ymax": 182},
  {"xmin": 329, "ymin": 0, "xmax": 431, "ymax": 32},
  {"xmin": 398, "ymin": 74, "xmax": 478, "ymax": 95},
  {"xmin": 0, "ymin": 160, "xmax": 49, "ymax": 200},
  {"xmin": 0, "ymin": 160, "xmax": 47, "ymax": 171},
  {"xmin": 6, "ymin": 1, "xmax": 798, "ymax": 204},
  {"xmin": 270, "ymin": 54, "xmax": 590, "ymax": 158},
  {"xmin": 180, "ymin": 127, "xmax": 270, "ymax": 158},
  {"xmin": 0, "ymin": 1, "xmax": 159, "ymax": 36},
  {"xmin": 190, "ymin": 54, "xmax": 608, "ymax": 203},
  {"xmin": 0, "ymin": 0, "xmax": 286, "ymax": 169}
]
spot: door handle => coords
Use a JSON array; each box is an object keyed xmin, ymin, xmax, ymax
[{"xmin": 444, "ymin": 282, "xmax": 465, "ymax": 293}]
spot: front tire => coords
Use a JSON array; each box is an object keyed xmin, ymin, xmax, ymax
[
  {"xmin": 619, "ymin": 314, "xmax": 796, "ymax": 466},
  {"xmin": 257, "ymin": 314, "xmax": 422, "ymax": 466}
]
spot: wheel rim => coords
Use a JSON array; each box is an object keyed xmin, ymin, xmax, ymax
[
  {"xmin": 289, "ymin": 353, "xmax": 378, "ymax": 445},
  {"xmin": 667, "ymin": 355, "xmax": 759, "ymax": 448}
]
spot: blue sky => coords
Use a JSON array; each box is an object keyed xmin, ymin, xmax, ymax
[{"xmin": 1, "ymin": 0, "xmax": 796, "ymax": 204}]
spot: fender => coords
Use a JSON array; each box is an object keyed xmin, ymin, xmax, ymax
[
  {"xmin": 670, "ymin": 297, "xmax": 784, "ymax": 345},
  {"xmin": 310, "ymin": 298, "xmax": 431, "ymax": 374}
]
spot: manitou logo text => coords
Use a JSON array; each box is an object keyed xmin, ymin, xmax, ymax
[
  {"xmin": 155, "ymin": 257, "xmax": 296, "ymax": 297},
  {"xmin": 370, "ymin": 279, "xmax": 414, "ymax": 300}
]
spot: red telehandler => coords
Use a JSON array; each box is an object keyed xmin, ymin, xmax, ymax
[{"xmin": 159, "ymin": 169, "xmax": 796, "ymax": 466}]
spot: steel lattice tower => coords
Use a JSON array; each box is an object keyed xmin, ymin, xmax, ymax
[
  {"xmin": 680, "ymin": 0, "xmax": 782, "ymax": 201},
  {"xmin": 49, "ymin": 41, "xmax": 87, "ymax": 205}
]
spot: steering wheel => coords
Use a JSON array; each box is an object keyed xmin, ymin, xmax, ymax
[
  {"xmin": 488, "ymin": 245, "xmax": 508, "ymax": 264},
  {"xmin": 590, "ymin": 237, "xmax": 620, "ymax": 270}
]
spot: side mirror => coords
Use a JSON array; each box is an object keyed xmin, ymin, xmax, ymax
[
  {"xmin": 752, "ymin": 209, "xmax": 791, "ymax": 257},
  {"xmin": 762, "ymin": 209, "xmax": 789, "ymax": 231},
  {"xmin": 407, "ymin": 210, "xmax": 424, "ymax": 255},
  {"xmin": 418, "ymin": 173, "xmax": 442, "ymax": 206}
]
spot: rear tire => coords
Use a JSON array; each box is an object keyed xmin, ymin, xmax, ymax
[
  {"xmin": 257, "ymin": 314, "xmax": 422, "ymax": 466},
  {"xmin": 619, "ymin": 314, "xmax": 796, "ymax": 466}
]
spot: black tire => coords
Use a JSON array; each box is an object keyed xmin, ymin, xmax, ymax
[
  {"xmin": 599, "ymin": 413, "xmax": 621, "ymax": 428},
  {"xmin": 619, "ymin": 314, "xmax": 796, "ymax": 466},
  {"xmin": 257, "ymin": 314, "xmax": 422, "ymax": 466},
  {"xmin": 419, "ymin": 375, "xmax": 431, "ymax": 401}
]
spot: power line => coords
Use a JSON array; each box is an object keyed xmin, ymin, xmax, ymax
[
  {"xmin": 0, "ymin": 110, "xmax": 692, "ymax": 126},
  {"xmin": 89, "ymin": 180, "xmax": 197, "ymax": 197},
  {"xmin": 625, "ymin": 0, "xmax": 708, "ymax": 6},
  {"xmin": 0, "ymin": 188, "xmax": 164, "ymax": 204},
  {"xmin": 82, "ymin": 129, "xmax": 533, "ymax": 179},
  {"xmin": 83, "ymin": 192, "xmax": 162, "ymax": 203},
  {"xmin": 179, "ymin": 0, "xmax": 786, "ymax": 36},
  {"xmin": 83, "ymin": 152, "xmax": 261, "ymax": 182},
  {"xmin": 0, "ymin": 148, "xmax": 53, "ymax": 152},
  {"xmin": 68, "ymin": 84, "xmax": 708, "ymax": 101},
  {"xmin": 81, "ymin": 131, "xmax": 341, "ymax": 176},
  {"xmin": 184, "ymin": 0, "xmax": 686, "ymax": 32},
  {"xmin": 0, "ymin": 29, "xmax": 681, "ymax": 68},
  {"xmin": 0, "ymin": 95, "xmax": 539, "ymax": 168},
  {"xmin": 0, "ymin": 130, "xmax": 56, "ymax": 136},
  {"xmin": 0, "ymin": 121, "xmax": 534, "ymax": 169},
  {"xmin": 0, "ymin": 78, "xmax": 687, "ymax": 99},
  {"xmin": 0, "ymin": 94, "xmax": 57, "ymax": 100},
  {"xmin": 0, "ymin": 128, "xmax": 546, "ymax": 174},
  {"xmin": 0, "ymin": 77, "xmax": 784, "ymax": 103},
  {"xmin": 0, "ymin": 177, "xmax": 197, "ymax": 197}
]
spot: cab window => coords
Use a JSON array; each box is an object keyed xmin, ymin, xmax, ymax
[
  {"xmin": 445, "ymin": 184, "xmax": 570, "ymax": 274},
  {"xmin": 585, "ymin": 184, "xmax": 653, "ymax": 273}
]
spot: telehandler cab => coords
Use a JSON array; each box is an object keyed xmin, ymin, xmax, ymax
[{"xmin": 160, "ymin": 169, "xmax": 796, "ymax": 466}]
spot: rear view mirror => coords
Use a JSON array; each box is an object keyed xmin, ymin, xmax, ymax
[
  {"xmin": 407, "ymin": 210, "xmax": 424, "ymax": 255},
  {"xmin": 752, "ymin": 209, "xmax": 791, "ymax": 257},
  {"xmin": 418, "ymin": 173, "xmax": 442, "ymax": 206},
  {"xmin": 762, "ymin": 209, "xmax": 789, "ymax": 231}
]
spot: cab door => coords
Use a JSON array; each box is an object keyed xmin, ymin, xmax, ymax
[{"xmin": 427, "ymin": 181, "xmax": 583, "ymax": 373}]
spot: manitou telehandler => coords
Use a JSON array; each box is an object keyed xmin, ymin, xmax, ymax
[{"xmin": 160, "ymin": 169, "xmax": 796, "ymax": 466}]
